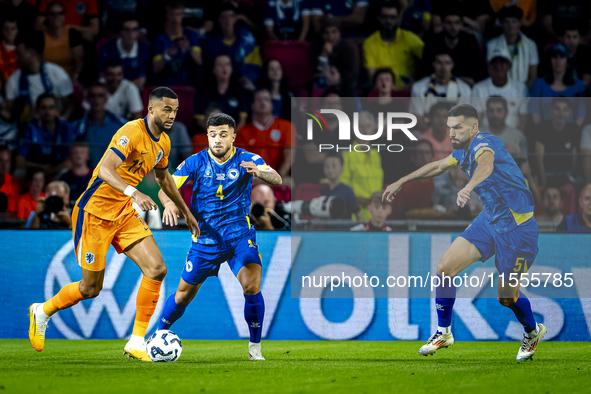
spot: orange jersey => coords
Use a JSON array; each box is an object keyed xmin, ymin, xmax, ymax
[
  {"xmin": 236, "ymin": 118, "xmax": 294, "ymax": 172},
  {"xmin": 76, "ymin": 117, "xmax": 170, "ymax": 221}
]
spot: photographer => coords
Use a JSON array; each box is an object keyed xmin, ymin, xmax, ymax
[
  {"xmin": 30, "ymin": 180, "xmax": 71, "ymax": 229},
  {"xmin": 249, "ymin": 184, "xmax": 290, "ymax": 231}
]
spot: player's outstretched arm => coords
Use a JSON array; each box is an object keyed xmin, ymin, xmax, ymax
[
  {"xmin": 240, "ymin": 160, "xmax": 282, "ymax": 185},
  {"xmin": 457, "ymin": 151, "xmax": 495, "ymax": 208},
  {"xmin": 98, "ymin": 150, "xmax": 158, "ymax": 211},
  {"xmin": 155, "ymin": 169, "xmax": 200, "ymax": 238},
  {"xmin": 383, "ymin": 156, "xmax": 455, "ymax": 202}
]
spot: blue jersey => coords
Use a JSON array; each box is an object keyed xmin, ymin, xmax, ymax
[
  {"xmin": 18, "ymin": 119, "xmax": 74, "ymax": 165},
  {"xmin": 172, "ymin": 147, "xmax": 270, "ymax": 248},
  {"xmin": 98, "ymin": 39, "xmax": 150, "ymax": 81},
  {"xmin": 265, "ymin": 0, "xmax": 313, "ymax": 40},
  {"xmin": 200, "ymin": 27, "xmax": 261, "ymax": 85},
  {"xmin": 447, "ymin": 131, "xmax": 534, "ymax": 233},
  {"xmin": 557, "ymin": 213, "xmax": 591, "ymax": 233}
]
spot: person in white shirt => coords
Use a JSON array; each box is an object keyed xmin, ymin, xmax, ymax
[
  {"xmin": 410, "ymin": 52, "xmax": 471, "ymax": 130},
  {"xmin": 103, "ymin": 59, "xmax": 143, "ymax": 120},
  {"xmin": 6, "ymin": 32, "xmax": 73, "ymax": 122},
  {"xmin": 472, "ymin": 44, "xmax": 529, "ymax": 131},
  {"xmin": 486, "ymin": 6, "xmax": 538, "ymax": 88}
]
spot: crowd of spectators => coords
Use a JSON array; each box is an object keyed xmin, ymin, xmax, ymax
[{"xmin": 0, "ymin": 0, "xmax": 590, "ymax": 233}]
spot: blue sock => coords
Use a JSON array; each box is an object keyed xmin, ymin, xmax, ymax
[
  {"xmin": 435, "ymin": 274, "xmax": 456, "ymax": 328},
  {"xmin": 244, "ymin": 292, "xmax": 265, "ymax": 343},
  {"xmin": 506, "ymin": 291, "xmax": 537, "ymax": 333},
  {"xmin": 158, "ymin": 293, "xmax": 187, "ymax": 330}
]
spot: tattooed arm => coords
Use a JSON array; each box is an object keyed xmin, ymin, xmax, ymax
[{"xmin": 239, "ymin": 160, "xmax": 283, "ymax": 185}]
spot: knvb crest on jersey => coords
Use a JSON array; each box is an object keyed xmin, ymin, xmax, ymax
[
  {"xmin": 303, "ymin": 107, "xmax": 418, "ymax": 153},
  {"xmin": 46, "ymin": 241, "xmax": 165, "ymax": 339}
]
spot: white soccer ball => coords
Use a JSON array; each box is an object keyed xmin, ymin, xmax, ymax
[{"xmin": 146, "ymin": 330, "xmax": 183, "ymax": 362}]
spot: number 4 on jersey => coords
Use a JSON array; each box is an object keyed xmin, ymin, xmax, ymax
[{"xmin": 215, "ymin": 185, "xmax": 224, "ymax": 200}]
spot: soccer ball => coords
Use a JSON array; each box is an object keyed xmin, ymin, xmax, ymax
[{"xmin": 146, "ymin": 330, "xmax": 183, "ymax": 362}]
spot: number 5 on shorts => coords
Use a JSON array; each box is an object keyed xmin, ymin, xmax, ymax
[{"xmin": 513, "ymin": 257, "xmax": 526, "ymax": 273}]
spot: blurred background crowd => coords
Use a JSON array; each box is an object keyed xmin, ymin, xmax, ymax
[{"xmin": 0, "ymin": 0, "xmax": 590, "ymax": 233}]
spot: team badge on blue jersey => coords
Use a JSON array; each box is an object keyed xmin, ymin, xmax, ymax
[{"xmin": 227, "ymin": 169, "xmax": 239, "ymax": 179}]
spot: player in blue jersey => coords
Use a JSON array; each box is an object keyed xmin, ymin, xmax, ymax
[
  {"xmin": 383, "ymin": 104, "xmax": 546, "ymax": 361},
  {"xmin": 156, "ymin": 113, "xmax": 282, "ymax": 360}
]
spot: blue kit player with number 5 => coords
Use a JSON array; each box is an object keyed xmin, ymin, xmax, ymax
[
  {"xmin": 383, "ymin": 104, "xmax": 545, "ymax": 361},
  {"xmin": 156, "ymin": 113, "xmax": 282, "ymax": 361}
]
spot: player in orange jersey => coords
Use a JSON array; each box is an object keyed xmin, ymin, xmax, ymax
[{"xmin": 27, "ymin": 87, "xmax": 199, "ymax": 362}]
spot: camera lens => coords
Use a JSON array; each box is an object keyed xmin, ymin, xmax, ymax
[{"xmin": 251, "ymin": 203, "xmax": 266, "ymax": 218}]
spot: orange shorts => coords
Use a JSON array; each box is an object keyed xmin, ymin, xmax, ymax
[{"xmin": 72, "ymin": 205, "xmax": 153, "ymax": 271}]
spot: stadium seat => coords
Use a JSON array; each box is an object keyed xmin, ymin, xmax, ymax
[
  {"xmin": 561, "ymin": 183, "xmax": 576, "ymax": 215},
  {"xmin": 192, "ymin": 133, "xmax": 208, "ymax": 154},
  {"xmin": 142, "ymin": 86, "xmax": 195, "ymax": 129},
  {"xmin": 294, "ymin": 183, "xmax": 322, "ymax": 201},
  {"xmin": 95, "ymin": 37, "xmax": 113, "ymax": 56},
  {"xmin": 271, "ymin": 184, "xmax": 291, "ymax": 203},
  {"xmin": 262, "ymin": 41, "xmax": 312, "ymax": 91}
]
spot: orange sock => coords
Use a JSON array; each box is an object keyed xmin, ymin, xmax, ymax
[
  {"xmin": 43, "ymin": 281, "xmax": 85, "ymax": 316},
  {"xmin": 132, "ymin": 276, "xmax": 162, "ymax": 337}
]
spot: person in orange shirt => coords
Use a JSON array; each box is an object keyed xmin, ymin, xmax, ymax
[
  {"xmin": 36, "ymin": 0, "xmax": 100, "ymax": 42},
  {"xmin": 27, "ymin": 87, "xmax": 199, "ymax": 362},
  {"xmin": 236, "ymin": 88, "xmax": 294, "ymax": 179},
  {"xmin": 0, "ymin": 17, "xmax": 18, "ymax": 83},
  {"xmin": 41, "ymin": 1, "xmax": 84, "ymax": 80},
  {"xmin": 17, "ymin": 170, "xmax": 45, "ymax": 219}
]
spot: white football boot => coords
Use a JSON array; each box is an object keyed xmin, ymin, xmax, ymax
[
  {"xmin": 28, "ymin": 303, "xmax": 49, "ymax": 352},
  {"xmin": 124, "ymin": 336, "xmax": 152, "ymax": 362},
  {"xmin": 516, "ymin": 323, "xmax": 546, "ymax": 361},
  {"xmin": 249, "ymin": 342, "xmax": 265, "ymax": 360},
  {"xmin": 418, "ymin": 331, "xmax": 454, "ymax": 356}
]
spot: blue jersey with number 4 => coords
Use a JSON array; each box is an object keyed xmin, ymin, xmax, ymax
[
  {"xmin": 447, "ymin": 131, "xmax": 535, "ymax": 233},
  {"xmin": 172, "ymin": 147, "xmax": 270, "ymax": 247}
]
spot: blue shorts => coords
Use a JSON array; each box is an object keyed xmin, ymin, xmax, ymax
[
  {"xmin": 181, "ymin": 229, "xmax": 262, "ymax": 285},
  {"xmin": 460, "ymin": 212, "xmax": 539, "ymax": 276}
]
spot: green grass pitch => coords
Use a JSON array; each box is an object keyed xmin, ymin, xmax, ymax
[{"xmin": 1, "ymin": 340, "xmax": 590, "ymax": 394}]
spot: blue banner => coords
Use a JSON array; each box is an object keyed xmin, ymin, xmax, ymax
[{"xmin": 1, "ymin": 231, "xmax": 590, "ymax": 341}]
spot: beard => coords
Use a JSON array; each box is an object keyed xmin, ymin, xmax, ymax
[
  {"xmin": 154, "ymin": 117, "xmax": 172, "ymax": 132},
  {"xmin": 489, "ymin": 118, "xmax": 504, "ymax": 129},
  {"xmin": 451, "ymin": 139, "xmax": 468, "ymax": 150},
  {"xmin": 380, "ymin": 26, "xmax": 397, "ymax": 41},
  {"xmin": 211, "ymin": 145, "xmax": 231, "ymax": 158}
]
